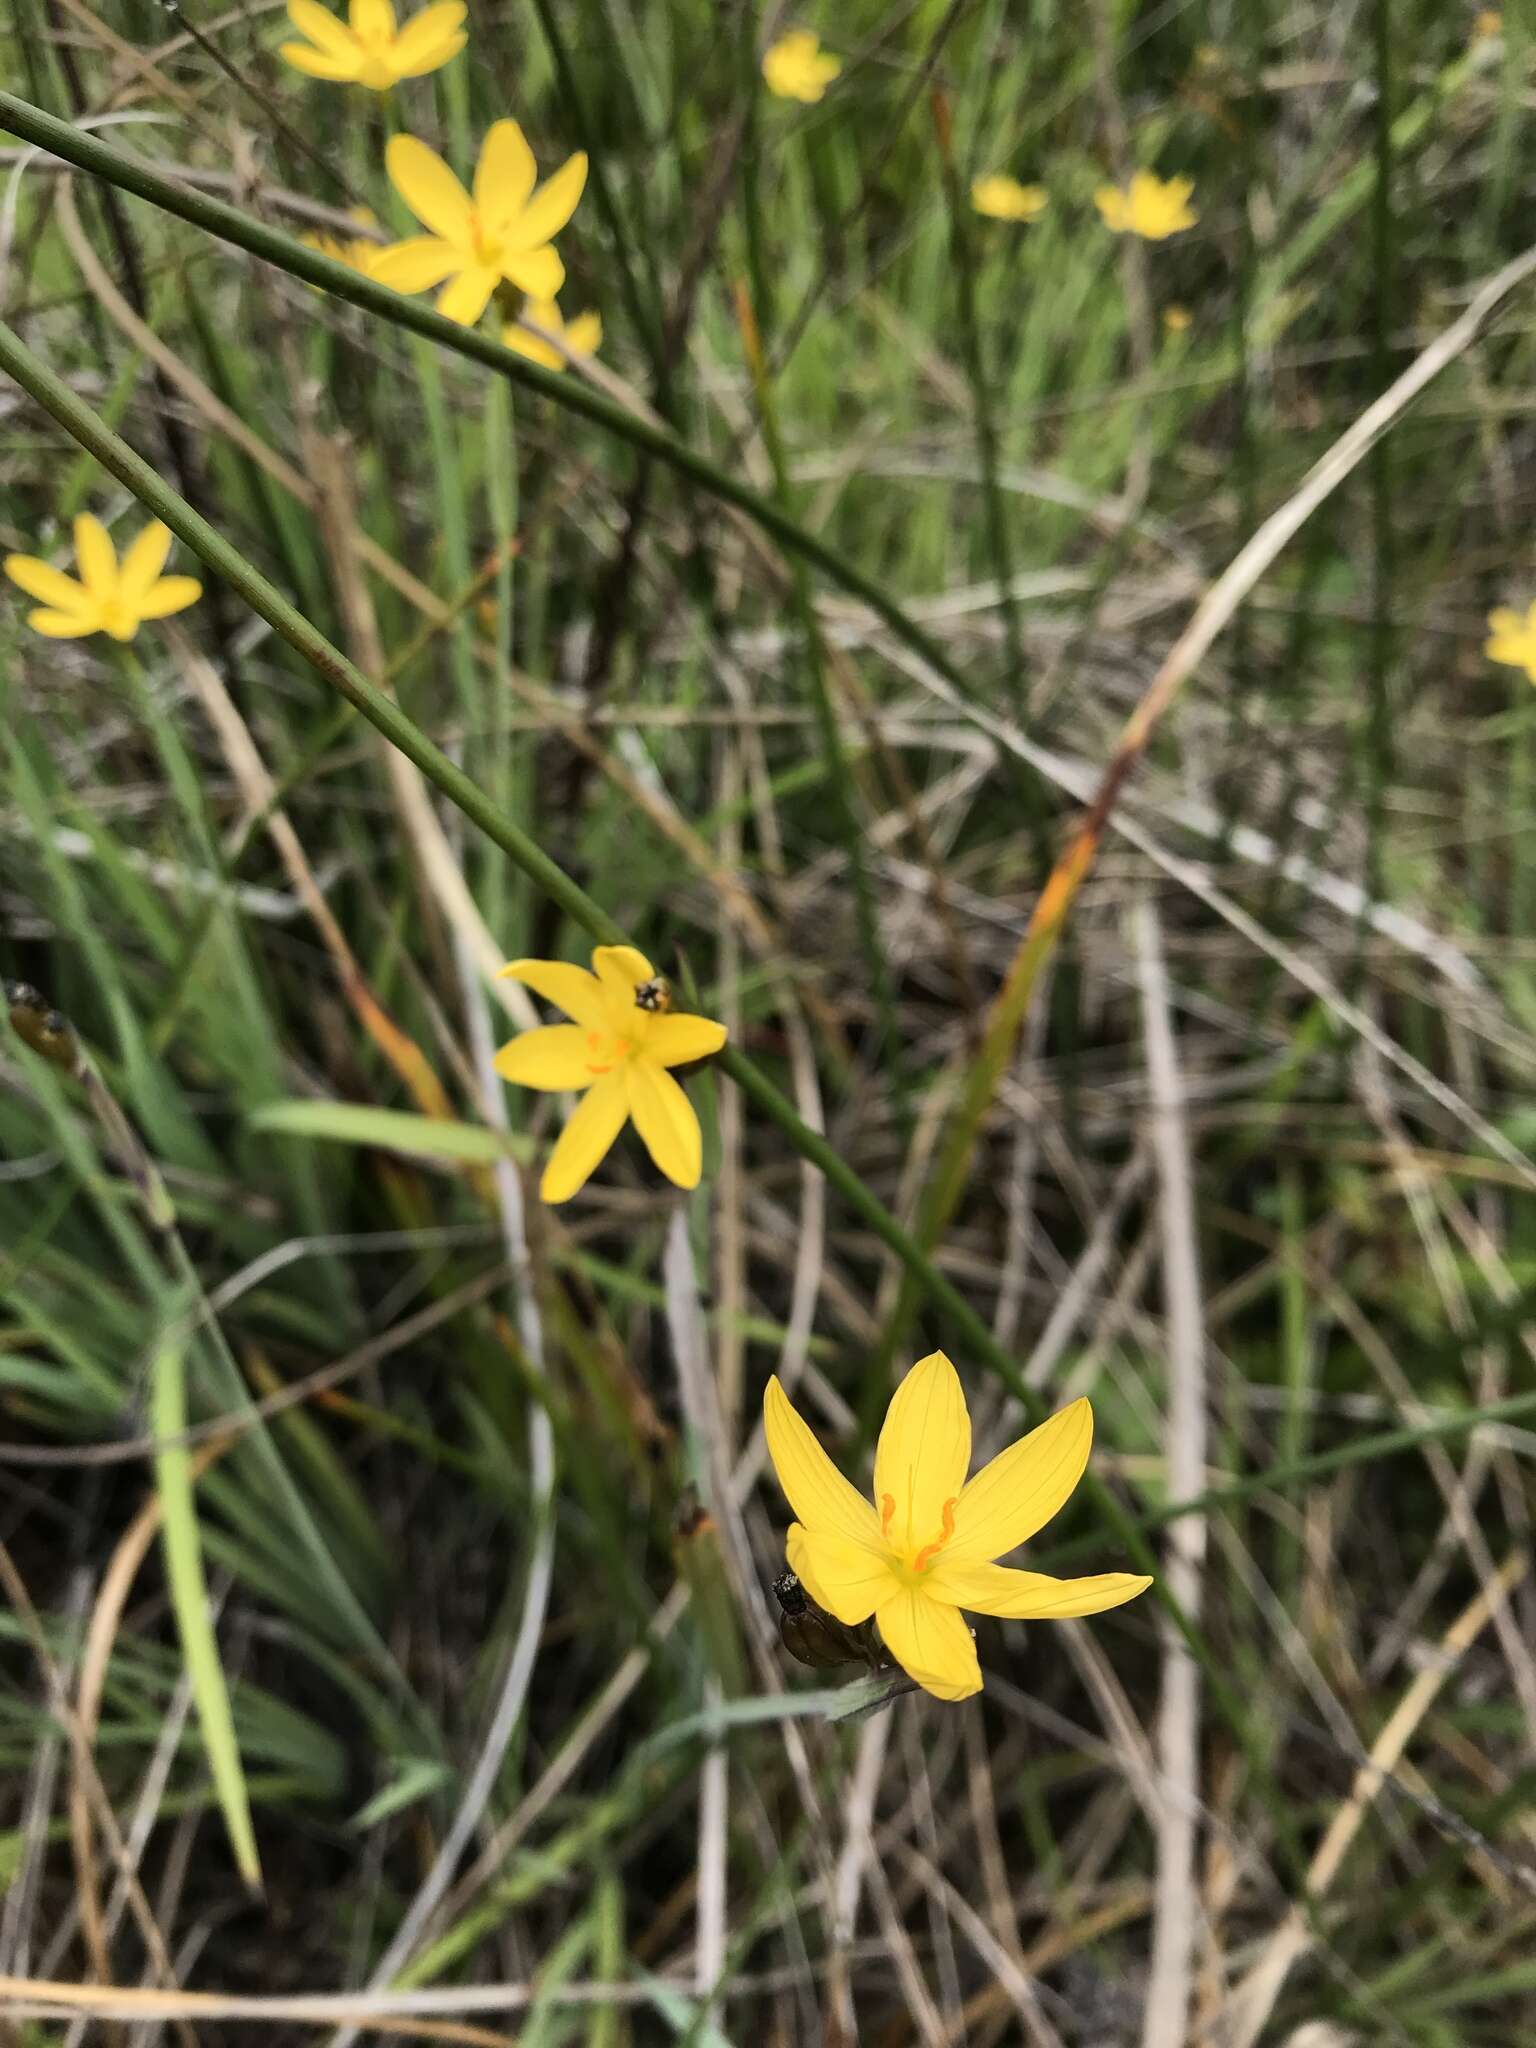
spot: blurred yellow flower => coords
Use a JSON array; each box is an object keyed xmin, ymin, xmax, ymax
[
  {"xmin": 280, "ymin": 0, "xmax": 466, "ymax": 89},
  {"xmin": 4, "ymin": 516, "xmax": 201, "ymax": 642},
  {"xmin": 373, "ymin": 123, "xmax": 587, "ymax": 326},
  {"xmin": 970, "ymin": 174, "xmax": 1048, "ymax": 223},
  {"xmin": 495, "ymin": 946, "xmax": 727, "ymax": 1202},
  {"xmin": 1486, "ymin": 603, "xmax": 1536, "ymax": 682},
  {"xmin": 1095, "ymin": 171, "xmax": 1198, "ymax": 241},
  {"xmin": 302, "ymin": 205, "xmax": 387, "ymax": 276},
  {"xmin": 502, "ymin": 297, "xmax": 602, "ymax": 372},
  {"xmin": 764, "ymin": 1352, "xmax": 1151, "ymax": 1702},
  {"xmin": 762, "ymin": 29, "xmax": 841, "ymax": 102},
  {"xmin": 1163, "ymin": 303, "xmax": 1192, "ymax": 333},
  {"xmin": 1473, "ymin": 9, "xmax": 1502, "ymax": 38}
]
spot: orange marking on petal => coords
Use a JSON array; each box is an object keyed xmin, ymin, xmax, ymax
[
  {"xmin": 880, "ymin": 1493, "xmax": 896, "ymax": 1537},
  {"xmin": 912, "ymin": 1497, "xmax": 958, "ymax": 1574}
]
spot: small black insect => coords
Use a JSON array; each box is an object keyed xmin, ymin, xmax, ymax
[
  {"xmin": 634, "ymin": 977, "xmax": 671, "ymax": 1014},
  {"xmin": 774, "ymin": 1571, "xmax": 889, "ymax": 1673}
]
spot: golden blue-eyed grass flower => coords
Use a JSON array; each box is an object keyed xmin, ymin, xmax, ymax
[
  {"xmin": 762, "ymin": 28, "xmax": 841, "ymax": 102},
  {"xmin": 4, "ymin": 517, "xmax": 201, "ymax": 642},
  {"xmin": 280, "ymin": 0, "xmax": 467, "ymax": 88},
  {"xmin": 494, "ymin": 946, "xmax": 727, "ymax": 1203},
  {"xmin": 373, "ymin": 122, "xmax": 588, "ymax": 327},
  {"xmin": 764, "ymin": 1352, "xmax": 1151, "ymax": 1701},
  {"xmin": 970, "ymin": 174, "xmax": 1048, "ymax": 223},
  {"xmin": 502, "ymin": 298, "xmax": 602, "ymax": 372},
  {"xmin": 1486, "ymin": 604, "xmax": 1536, "ymax": 683},
  {"xmin": 1094, "ymin": 170, "xmax": 1198, "ymax": 241}
]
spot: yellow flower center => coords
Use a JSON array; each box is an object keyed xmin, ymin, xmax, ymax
[
  {"xmin": 465, "ymin": 208, "xmax": 507, "ymax": 267},
  {"xmin": 881, "ymin": 1492, "xmax": 959, "ymax": 1579},
  {"xmin": 99, "ymin": 595, "xmax": 135, "ymax": 639},
  {"xmin": 584, "ymin": 1028, "xmax": 634, "ymax": 1077}
]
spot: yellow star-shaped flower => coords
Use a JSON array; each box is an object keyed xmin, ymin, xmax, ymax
[
  {"xmin": 373, "ymin": 122, "xmax": 588, "ymax": 328},
  {"xmin": 1486, "ymin": 603, "xmax": 1536, "ymax": 682},
  {"xmin": 4, "ymin": 516, "xmax": 201, "ymax": 643},
  {"xmin": 970, "ymin": 174, "xmax": 1048, "ymax": 223},
  {"xmin": 280, "ymin": 0, "xmax": 467, "ymax": 90},
  {"xmin": 495, "ymin": 946, "xmax": 727, "ymax": 1203},
  {"xmin": 765, "ymin": 1352, "xmax": 1151, "ymax": 1702},
  {"xmin": 762, "ymin": 29, "xmax": 841, "ymax": 103},
  {"xmin": 1095, "ymin": 170, "xmax": 1198, "ymax": 241},
  {"xmin": 502, "ymin": 297, "xmax": 602, "ymax": 373}
]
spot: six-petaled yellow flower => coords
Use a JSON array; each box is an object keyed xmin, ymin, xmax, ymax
[
  {"xmin": 1095, "ymin": 171, "xmax": 1198, "ymax": 241},
  {"xmin": 970, "ymin": 174, "xmax": 1048, "ymax": 223},
  {"xmin": 495, "ymin": 946, "xmax": 727, "ymax": 1203},
  {"xmin": 373, "ymin": 122, "xmax": 587, "ymax": 327},
  {"xmin": 503, "ymin": 297, "xmax": 602, "ymax": 372},
  {"xmin": 280, "ymin": 0, "xmax": 467, "ymax": 88},
  {"xmin": 4, "ymin": 517, "xmax": 201, "ymax": 642},
  {"xmin": 764, "ymin": 1352, "xmax": 1151, "ymax": 1702},
  {"xmin": 762, "ymin": 29, "xmax": 841, "ymax": 102},
  {"xmin": 303, "ymin": 206, "xmax": 387, "ymax": 278},
  {"xmin": 1486, "ymin": 603, "xmax": 1536, "ymax": 682}
]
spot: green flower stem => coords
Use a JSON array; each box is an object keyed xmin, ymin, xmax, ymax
[{"xmin": 0, "ymin": 91, "xmax": 984, "ymax": 725}]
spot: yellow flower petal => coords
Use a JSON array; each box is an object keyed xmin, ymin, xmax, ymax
[
  {"xmin": 372, "ymin": 236, "xmax": 460, "ymax": 293},
  {"xmin": 502, "ymin": 245, "xmax": 565, "ymax": 298},
  {"xmin": 474, "ymin": 118, "xmax": 538, "ymax": 228},
  {"xmin": 1487, "ymin": 608, "xmax": 1523, "ymax": 638},
  {"xmin": 924, "ymin": 1561, "xmax": 1152, "ymax": 1619},
  {"xmin": 625, "ymin": 1061, "xmax": 702, "ymax": 1188},
  {"xmin": 945, "ymin": 1396, "xmax": 1093, "ymax": 1565},
  {"xmin": 389, "ymin": 2, "xmax": 467, "ymax": 74},
  {"xmin": 763, "ymin": 1375, "xmax": 885, "ymax": 1551},
  {"xmin": 73, "ymin": 514, "xmax": 116, "ymax": 600},
  {"xmin": 493, "ymin": 1023, "xmax": 596, "ymax": 1090},
  {"xmin": 4, "ymin": 554, "xmax": 89, "ymax": 610},
  {"xmin": 502, "ymin": 323, "xmax": 564, "ymax": 371},
  {"xmin": 1094, "ymin": 185, "xmax": 1128, "ymax": 231},
  {"xmin": 288, "ymin": 0, "xmax": 356, "ymax": 54},
  {"xmin": 436, "ymin": 264, "xmax": 498, "ymax": 325},
  {"xmin": 506, "ymin": 153, "xmax": 588, "ymax": 252},
  {"xmin": 349, "ymin": 0, "xmax": 395, "ymax": 35},
  {"xmin": 872, "ymin": 1351, "xmax": 971, "ymax": 1554},
  {"xmin": 970, "ymin": 174, "xmax": 1047, "ymax": 222},
  {"xmin": 592, "ymin": 945, "xmax": 656, "ymax": 1002},
  {"xmin": 540, "ymin": 1070, "xmax": 628, "ymax": 1202},
  {"xmin": 279, "ymin": 40, "xmax": 361, "ymax": 78},
  {"xmin": 117, "ymin": 522, "xmax": 173, "ymax": 604},
  {"xmin": 787, "ymin": 1522, "xmax": 893, "ymax": 1626},
  {"xmin": 645, "ymin": 1014, "xmax": 728, "ymax": 1069},
  {"xmin": 498, "ymin": 958, "xmax": 610, "ymax": 1030},
  {"xmin": 567, "ymin": 310, "xmax": 602, "ymax": 356},
  {"xmin": 26, "ymin": 607, "xmax": 98, "ymax": 638},
  {"xmin": 133, "ymin": 576, "xmax": 202, "ymax": 620},
  {"xmin": 387, "ymin": 134, "xmax": 474, "ymax": 243},
  {"xmin": 876, "ymin": 1589, "xmax": 981, "ymax": 1701}
]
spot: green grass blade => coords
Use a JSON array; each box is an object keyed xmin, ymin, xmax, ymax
[{"xmin": 151, "ymin": 1321, "xmax": 262, "ymax": 1891}]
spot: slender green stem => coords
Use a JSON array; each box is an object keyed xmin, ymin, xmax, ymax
[
  {"xmin": 932, "ymin": 92, "xmax": 1027, "ymax": 716},
  {"xmin": 733, "ymin": 277, "xmax": 904, "ymax": 1107}
]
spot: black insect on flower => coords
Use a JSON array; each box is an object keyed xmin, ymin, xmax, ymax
[{"xmin": 773, "ymin": 1571, "xmax": 890, "ymax": 1673}]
